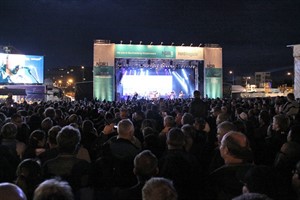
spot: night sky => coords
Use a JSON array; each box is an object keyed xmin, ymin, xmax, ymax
[{"xmin": 1, "ymin": 0, "xmax": 300, "ymax": 77}]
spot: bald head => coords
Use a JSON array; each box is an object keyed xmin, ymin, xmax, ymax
[
  {"xmin": 220, "ymin": 131, "xmax": 252, "ymax": 163},
  {"xmin": 0, "ymin": 183, "xmax": 27, "ymax": 200}
]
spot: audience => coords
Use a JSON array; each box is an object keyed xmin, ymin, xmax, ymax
[{"xmin": 0, "ymin": 93, "xmax": 300, "ymax": 200}]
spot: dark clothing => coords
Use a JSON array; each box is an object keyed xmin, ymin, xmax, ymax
[
  {"xmin": 0, "ymin": 144, "xmax": 20, "ymax": 182},
  {"xmin": 38, "ymin": 147, "xmax": 59, "ymax": 165},
  {"xmin": 189, "ymin": 98, "xmax": 208, "ymax": 119},
  {"xmin": 159, "ymin": 149, "xmax": 202, "ymax": 200},
  {"xmin": 208, "ymin": 148, "xmax": 224, "ymax": 173},
  {"xmin": 265, "ymin": 129, "xmax": 287, "ymax": 165},
  {"xmin": 205, "ymin": 163, "xmax": 254, "ymax": 200},
  {"xmin": 43, "ymin": 154, "xmax": 91, "ymax": 192},
  {"xmin": 93, "ymin": 136, "xmax": 141, "ymax": 189},
  {"xmin": 112, "ymin": 181, "xmax": 145, "ymax": 200},
  {"xmin": 253, "ymin": 124, "xmax": 269, "ymax": 165}
]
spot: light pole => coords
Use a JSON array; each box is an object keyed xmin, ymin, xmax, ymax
[
  {"xmin": 81, "ymin": 66, "xmax": 85, "ymax": 81},
  {"xmin": 287, "ymin": 72, "xmax": 294, "ymax": 87},
  {"xmin": 229, "ymin": 70, "xmax": 234, "ymax": 85}
]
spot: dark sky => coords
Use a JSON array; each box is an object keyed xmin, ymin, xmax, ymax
[{"xmin": 1, "ymin": 0, "xmax": 300, "ymax": 76}]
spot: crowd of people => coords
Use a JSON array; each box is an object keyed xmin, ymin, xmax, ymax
[{"xmin": 1, "ymin": 90, "xmax": 300, "ymax": 200}]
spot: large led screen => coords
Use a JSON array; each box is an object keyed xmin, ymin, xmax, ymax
[
  {"xmin": 0, "ymin": 53, "xmax": 44, "ymax": 84},
  {"xmin": 116, "ymin": 67, "xmax": 195, "ymax": 100}
]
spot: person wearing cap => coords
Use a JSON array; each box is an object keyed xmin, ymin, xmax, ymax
[{"xmin": 204, "ymin": 131, "xmax": 254, "ymax": 200}]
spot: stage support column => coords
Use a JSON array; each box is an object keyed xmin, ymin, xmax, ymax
[
  {"xmin": 93, "ymin": 40, "xmax": 115, "ymax": 101},
  {"xmin": 289, "ymin": 45, "xmax": 300, "ymax": 99},
  {"xmin": 203, "ymin": 46, "xmax": 223, "ymax": 99}
]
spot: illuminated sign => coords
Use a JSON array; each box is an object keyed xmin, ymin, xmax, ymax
[{"xmin": 115, "ymin": 44, "xmax": 176, "ymax": 59}]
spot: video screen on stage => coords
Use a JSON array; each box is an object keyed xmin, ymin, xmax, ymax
[
  {"xmin": 0, "ymin": 53, "xmax": 44, "ymax": 84},
  {"xmin": 116, "ymin": 67, "xmax": 195, "ymax": 100}
]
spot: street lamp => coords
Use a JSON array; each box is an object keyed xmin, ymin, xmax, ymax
[
  {"xmin": 229, "ymin": 70, "xmax": 234, "ymax": 85},
  {"xmin": 287, "ymin": 72, "xmax": 294, "ymax": 87},
  {"xmin": 81, "ymin": 66, "xmax": 85, "ymax": 81},
  {"xmin": 67, "ymin": 78, "xmax": 73, "ymax": 86}
]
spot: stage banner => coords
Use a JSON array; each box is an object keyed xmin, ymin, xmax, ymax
[
  {"xmin": 175, "ymin": 47, "xmax": 203, "ymax": 60},
  {"xmin": 115, "ymin": 44, "xmax": 175, "ymax": 59},
  {"xmin": 204, "ymin": 68, "xmax": 222, "ymax": 98},
  {"xmin": 93, "ymin": 66, "xmax": 115, "ymax": 101}
]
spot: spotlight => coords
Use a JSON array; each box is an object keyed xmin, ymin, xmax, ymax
[
  {"xmin": 160, "ymin": 42, "xmax": 163, "ymax": 45},
  {"xmin": 139, "ymin": 41, "xmax": 142, "ymax": 45},
  {"xmin": 198, "ymin": 43, "xmax": 202, "ymax": 47},
  {"xmin": 130, "ymin": 40, "xmax": 132, "ymax": 45},
  {"xmin": 150, "ymin": 42, "xmax": 153, "ymax": 45},
  {"xmin": 120, "ymin": 40, "xmax": 123, "ymax": 44},
  {"xmin": 181, "ymin": 43, "xmax": 184, "ymax": 46},
  {"xmin": 171, "ymin": 42, "xmax": 174, "ymax": 46},
  {"xmin": 190, "ymin": 43, "xmax": 193, "ymax": 46}
]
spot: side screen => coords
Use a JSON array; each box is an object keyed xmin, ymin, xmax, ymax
[{"xmin": 0, "ymin": 53, "xmax": 44, "ymax": 84}]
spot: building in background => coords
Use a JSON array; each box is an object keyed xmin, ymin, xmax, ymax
[{"xmin": 255, "ymin": 72, "xmax": 271, "ymax": 88}]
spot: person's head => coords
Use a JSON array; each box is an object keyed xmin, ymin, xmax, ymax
[
  {"xmin": 272, "ymin": 114, "xmax": 290, "ymax": 132},
  {"xmin": 16, "ymin": 159, "xmax": 42, "ymax": 199},
  {"xmin": 211, "ymin": 106, "xmax": 222, "ymax": 118},
  {"xmin": 1, "ymin": 122, "xmax": 17, "ymax": 140},
  {"xmin": 217, "ymin": 121, "xmax": 237, "ymax": 144},
  {"xmin": 41, "ymin": 117, "xmax": 53, "ymax": 133},
  {"xmin": 163, "ymin": 115, "xmax": 175, "ymax": 128},
  {"xmin": 142, "ymin": 127, "xmax": 156, "ymax": 138},
  {"xmin": 142, "ymin": 177, "xmax": 177, "ymax": 200},
  {"xmin": 11, "ymin": 113, "xmax": 23, "ymax": 128},
  {"xmin": 216, "ymin": 112, "xmax": 230, "ymax": 125},
  {"xmin": 33, "ymin": 178, "xmax": 73, "ymax": 200},
  {"xmin": 117, "ymin": 119, "xmax": 134, "ymax": 140},
  {"xmin": 242, "ymin": 165, "xmax": 279, "ymax": 199},
  {"xmin": 47, "ymin": 125, "xmax": 61, "ymax": 148},
  {"xmin": 56, "ymin": 125, "xmax": 81, "ymax": 154},
  {"xmin": 67, "ymin": 114, "xmax": 78, "ymax": 125},
  {"xmin": 134, "ymin": 150, "xmax": 158, "ymax": 181},
  {"xmin": 193, "ymin": 90, "xmax": 201, "ymax": 98},
  {"xmin": 287, "ymin": 93, "xmax": 295, "ymax": 102},
  {"xmin": 219, "ymin": 131, "xmax": 252, "ymax": 164},
  {"xmin": 120, "ymin": 107, "xmax": 128, "ymax": 119},
  {"xmin": 193, "ymin": 117, "xmax": 206, "ymax": 131},
  {"xmin": 28, "ymin": 130, "xmax": 46, "ymax": 148},
  {"xmin": 0, "ymin": 182, "xmax": 27, "ymax": 200},
  {"xmin": 81, "ymin": 120, "xmax": 95, "ymax": 134},
  {"xmin": 181, "ymin": 112, "xmax": 194, "ymax": 126},
  {"xmin": 258, "ymin": 110, "xmax": 270, "ymax": 126},
  {"xmin": 166, "ymin": 128, "xmax": 185, "ymax": 149},
  {"xmin": 44, "ymin": 107, "xmax": 56, "ymax": 119},
  {"xmin": 132, "ymin": 110, "xmax": 145, "ymax": 122}
]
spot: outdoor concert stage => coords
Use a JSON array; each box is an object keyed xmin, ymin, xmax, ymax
[{"xmin": 93, "ymin": 40, "xmax": 222, "ymax": 101}]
